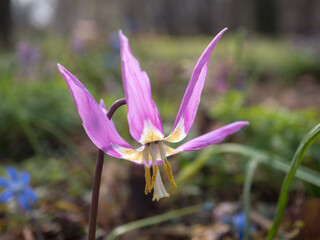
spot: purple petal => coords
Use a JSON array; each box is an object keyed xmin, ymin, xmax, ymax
[
  {"xmin": 6, "ymin": 167, "xmax": 18, "ymax": 181},
  {"xmin": 0, "ymin": 190, "xmax": 13, "ymax": 203},
  {"xmin": 99, "ymin": 99, "xmax": 119, "ymax": 132},
  {"xmin": 177, "ymin": 121, "xmax": 249, "ymax": 151},
  {"xmin": 0, "ymin": 177, "xmax": 10, "ymax": 188},
  {"xmin": 165, "ymin": 28, "xmax": 228, "ymax": 143},
  {"xmin": 119, "ymin": 31, "xmax": 164, "ymax": 144},
  {"xmin": 57, "ymin": 64, "xmax": 144, "ymax": 163},
  {"xmin": 99, "ymin": 99, "xmax": 108, "ymax": 115}
]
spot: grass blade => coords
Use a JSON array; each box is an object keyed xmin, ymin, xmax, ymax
[
  {"xmin": 105, "ymin": 204, "xmax": 203, "ymax": 240},
  {"xmin": 176, "ymin": 143, "xmax": 320, "ymax": 188},
  {"xmin": 267, "ymin": 124, "xmax": 320, "ymax": 239},
  {"xmin": 243, "ymin": 158, "xmax": 259, "ymax": 240}
]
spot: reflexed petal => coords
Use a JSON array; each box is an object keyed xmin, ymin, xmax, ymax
[
  {"xmin": 99, "ymin": 99, "xmax": 117, "ymax": 130},
  {"xmin": 58, "ymin": 64, "xmax": 143, "ymax": 162},
  {"xmin": 0, "ymin": 190, "xmax": 13, "ymax": 203},
  {"xmin": 0, "ymin": 177, "xmax": 10, "ymax": 188},
  {"xmin": 20, "ymin": 172, "xmax": 31, "ymax": 185},
  {"xmin": 177, "ymin": 121, "xmax": 249, "ymax": 151},
  {"xmin": 165, "ymin": 28, "xmax": 228, "ymax": 143},
  {"xmin": 113, "ymin": 145, "xmax": 146, "ymax": 164},
  {"xmin": 17, "ymin": 195, "xmax": 30, "ymax": 211},
  {"xmin": 6, "ymin": 167, "xmax": 18, "ymax": 181},
  {"xmin": 99, "ymin": 99, "xmax": 108, "ymax": 115},
  {"xmin": 24, "ymin": 187, "xmax": 38, "ymax": 203},
  {"xmin": 119, "ymin": 31, "xmax": 164, "ymax": 144}
]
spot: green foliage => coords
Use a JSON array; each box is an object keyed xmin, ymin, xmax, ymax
[
  {"xmin": 244, "ymin": 37, "xmax": 320, "ymax": 79},
  {"xmin": 132, "ymin": 34, "xmax": 320, "ymax": 81},
  {"xmin": 106, "ymin": 204, "xmax": 203, "ymax": 240},
  {"xmin": 1, "ymin": 32, "xmax": 320, "ymax": 238},
  {"xmin": 267, "ymin": 124, "xmax": 320, "ymax": 239},
  {"xmin": 210, "ymin": 90, "xmax": 319, "ymax": 159},
  {"xmin": 0, "ymin": 76, "xmax": 80, "ymax": 159}
]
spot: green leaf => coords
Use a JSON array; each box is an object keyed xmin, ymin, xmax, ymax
[
  {"xmin": 177, "ymin": 143, "xmax": 320, "ymax": 188},
  {"xmin": 105, "ymin": 204, "xmax": 203, "ymax": 240},
  {"xmin": 243, "ymin": 159, "xmax": 259, "ymax": 240},
  {"xmin": 267, "ymin": 124, "xmax": 320, "ymax": 239}
]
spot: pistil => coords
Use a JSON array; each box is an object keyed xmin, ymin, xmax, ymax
[
  {"xmin": 152, "ymin": 169, "xmax": 169, "ymax": 201},
  {"xmin": 143, "ymin": 141, "xmax": 176, "ymax": 201}
]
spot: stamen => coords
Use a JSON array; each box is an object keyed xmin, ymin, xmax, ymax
[
  {"xmin": 143, "ymin": 146, "xmax": 150, "ymax": 167},
  {"xmin": 149, "ymin": 143, "xmax": 159, "ymax": 193},
  {"xmin": 159, "ymin": 141, "xmax": 177, "ymax": 188},
  {"xmin": 150, "ymin": 165, "xmax": 158, "ymax": 192},
  {"xmin": 149, "ymin": 142, "xmax": 158, "ymax": 166},
  {"xmin": 158, "ymin": 141, "xmax": 167, "ymax": 164},
  {"xmin": 144, "ymin": 142, "xmax": 171, "ymax": 200},
  {"xmin": 164, "ymin": 161, "xmax": 177, "ymax": 188},
  {"xmin": 144, "ymin": 166, "xmax": 151, "ymax": 194}
]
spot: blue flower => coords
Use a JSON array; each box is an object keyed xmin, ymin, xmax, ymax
[
  {"xmin": 0, "ymin": 167, "xmax": 38, "ymax": 211},
  {"xmin": 232, "ymin": 212, "xmax": 246, "ymax": 240},
  {"xmin": 220, "ymin": 211, "xmax": 251, "ymax": 240}
]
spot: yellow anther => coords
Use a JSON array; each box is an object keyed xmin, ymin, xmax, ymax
[
  {"xmin": 144, "ymin": 166, "xmax": 151, "ymax": 195},
  {"xmin": 164, "ymin": 161, "xmax": 177, "ymax": 188},
  {"xmin": 150, "ymin": 165, "xmax": 158, "ymax": 192}
]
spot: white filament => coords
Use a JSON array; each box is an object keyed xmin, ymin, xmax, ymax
[
  {"xmin": 143, "ymin": 146, "xmax": 150, "ymax": 167},
  {"xmin": 158, "ymin": 141, "xmax": 167, "ymax": 163},
  {"xmin": 149, "ymin": 142, "xmax": 158, "ymax": 166}
]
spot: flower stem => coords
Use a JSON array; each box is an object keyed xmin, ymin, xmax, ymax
[
  {"xmin": 106, "ymin": 98, "xmax": 127, "ymax": 119},
  {"xmin": 87, "ymin": 149, "xmax": 104, "ymax": 240},
  {"xmin": 30, "ymin": 216, "xmax": 45, "ymax": 240},
  {"xmin": 87, "ymin": 98, "xmax": 126, "ymax": 240}
]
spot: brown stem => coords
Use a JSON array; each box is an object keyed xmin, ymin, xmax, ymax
[
  {"xmin": 106, "ymin": 98, "xmax": 127, "ymax": 119},
  {"xmin": 30, "ymin": 216, "xmax": 45, "ymax": 240},
  {"xmin": 87, "ymin": 98, "xmax": 126, "ymax": 240}
]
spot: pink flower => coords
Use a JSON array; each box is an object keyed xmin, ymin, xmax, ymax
[{"xmin": 57, "ymin": 28, "xmax": 249, "ymax": 201}]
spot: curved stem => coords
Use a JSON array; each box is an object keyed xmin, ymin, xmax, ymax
[
  {"xmin": 87, "ymin": 98, "xmax": 126, "ymax": 240},
  {"xmin": 106, "ymin": 98, "xmax": 126, "ymax": 119},
  {"xmin": 88, "ymin": 150, "xmax": 104, "ymax": 240}
]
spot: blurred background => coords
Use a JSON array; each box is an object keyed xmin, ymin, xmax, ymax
[{"xmin": 0, "ymin": 0, "xmax": 320, "ymax": 239}]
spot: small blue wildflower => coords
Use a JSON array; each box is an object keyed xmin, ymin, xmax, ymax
[
  {"xmin": 232, "ymin": 212, "xmax": 245, "ymax": 240},
  {"xmin": 0, "ymin": 167, "xmax": 38, "ymax": 211},
  {"xmin": 220, "ymin": 211, "xmax": 252, "ymax": 240}
]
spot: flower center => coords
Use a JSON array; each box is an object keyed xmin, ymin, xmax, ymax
[
  {"xmin": 10, "ymin": 181, "xmax": 24, "ymax": 195},
  {"xmin": 143, "ymin": 141, "xmax": 177, "ymax": 201}
]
